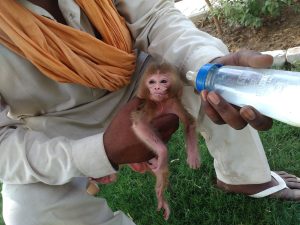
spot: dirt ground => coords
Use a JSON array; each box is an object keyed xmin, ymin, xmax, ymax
[{"xmin": 195, "ymin": 7, "xmax": 300, "ymax": 52}]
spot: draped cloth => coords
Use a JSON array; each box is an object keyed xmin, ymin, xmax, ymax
[{"xmin": 0, "ymin": 0, "xmax": 136, "ymax": 91}]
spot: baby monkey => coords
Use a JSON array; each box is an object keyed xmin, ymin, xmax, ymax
[
  {"xmin": 87, "ymin": 62, "xmax": 200, "ymax": 220},
  {"xmin": 131, "ymin": 62, "xmax": 201, "ymax": 220}
]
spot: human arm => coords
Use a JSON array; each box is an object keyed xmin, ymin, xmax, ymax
[
  {"xmin": 115, "ymin": 1, "xmax": 273, "ymax": 131},
  {"xmin": 0, "ymin": 95, "xmax": 116, "ymax": 185},
  {"xmin": 115, "ymin": 0, "xmax": 228, "ymax": 74}
]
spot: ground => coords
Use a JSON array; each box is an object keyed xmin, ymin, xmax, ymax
[{"xmin": 195, "ymin": 8, "xmax": 300, "ymax": 52}]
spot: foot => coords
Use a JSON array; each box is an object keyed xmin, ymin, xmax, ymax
[
  {"xmin": 187, "ymin": 150, "xmax": 201, "ymax": 169},
  {"xmin": 270, "ymin": 171, "xmax": 300, "ymax": 200},
  {"xmin": 86, "ymin": 180, "xmax": 100, "ymax": 196},
  {"xmin": 216, "ymin": 171, "xmax": 300, "ymax": 201}
]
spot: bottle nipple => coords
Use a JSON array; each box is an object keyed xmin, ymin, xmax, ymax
[{"xmin": 186, "ymin": 71, "xmax": 196, "ymax": 81}]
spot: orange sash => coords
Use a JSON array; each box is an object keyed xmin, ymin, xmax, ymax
[{"xmin": 0, "ymin": 0, "xmax": 136, "ymax": 91}]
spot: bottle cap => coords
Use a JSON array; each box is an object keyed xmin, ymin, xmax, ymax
[{"xmin": 195, "ymin": 63, "xmax": 223, "ymax": 91}]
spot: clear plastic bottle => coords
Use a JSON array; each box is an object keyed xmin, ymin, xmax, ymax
[{"xmin": 186, "ymin": 64, "xmax": 300, "ymax": 127}]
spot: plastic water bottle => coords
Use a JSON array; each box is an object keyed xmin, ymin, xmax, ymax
[{"xmin": 186, "ymin": 64, "xmax": 300, "ymax": 127}]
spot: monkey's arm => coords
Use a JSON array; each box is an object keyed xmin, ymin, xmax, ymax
[
  {"xmin": 131, "ymin": 114, "xmax": 168, "ymax": 172},
  {"xmin": 171, "ymin": 101, "xmax": 201, "ymax": 169},
  {"xmin": 131, "ymin": 114, "xmax": 171, "ymax": 220},
  {"xmin": 104, "ymin": 98, "xmax": 179, "ymax": 166}
]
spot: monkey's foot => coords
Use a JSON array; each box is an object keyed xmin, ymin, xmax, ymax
[
  {"xmin": 187, "ymin": 153, "xmax": 201, "ymax": 169},
  {"xmin": 216, "ymin": 171, "xmax": 300, "ymax": 201}
]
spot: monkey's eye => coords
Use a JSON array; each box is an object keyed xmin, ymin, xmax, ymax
[
  {"xmin": 148, "ymin": 80, "xmax": 156, "ymax": 84},
  {"xmin": 160, "ymin": 79, "xmax": 168, "ymax": 84}
]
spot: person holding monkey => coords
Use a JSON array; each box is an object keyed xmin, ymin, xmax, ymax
[{"xmin": 0, "ymin": 0, "xmax": 299, "ymax": 225}]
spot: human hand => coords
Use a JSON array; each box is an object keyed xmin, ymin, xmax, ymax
[
  {"xmin": 200, "ymin": 49, "xmax": 273, "ymax": 131},
  {"xmin": 103, "ymin": 97, "xmax": 179, "ymax": 167}
]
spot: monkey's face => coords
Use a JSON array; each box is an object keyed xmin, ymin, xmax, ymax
[{"xmin": 146, "ymin": 73, "xmax": 171, "ymax": 102}]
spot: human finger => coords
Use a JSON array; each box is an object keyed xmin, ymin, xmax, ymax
[
  {"xmin": 207, "ymin": 91, "xmax": 247, "ymax": 129},
  {"xmin": 240, "ymin": 106, "xmax": 273, "ymax": 131},
  {"xmin": 200, "ymin": 90, "xmax": 225, "ymax": 125}
]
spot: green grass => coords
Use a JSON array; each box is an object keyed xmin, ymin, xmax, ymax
[
  {"xmin": 0, "ymin": 123, "xmax": 299, "ymax": 225},
  {"xmin": 95, "ymin": 122, "xmax": 300, "ymax": 225}
]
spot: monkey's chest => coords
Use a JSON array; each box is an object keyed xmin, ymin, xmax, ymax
[{"xmin": 152, "ymin": 101, "xmax": 175, "ymax": 117}]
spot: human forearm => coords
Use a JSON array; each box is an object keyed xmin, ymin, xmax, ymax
[{"xmin": 0, "ymin": 126, "xmax": 115, "ymax": 185}]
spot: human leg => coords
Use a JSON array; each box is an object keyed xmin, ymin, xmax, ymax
[
  {"xmin": 198, "ymin": 108, "xmax": 300, "ymax": 200},
  {"xmin": 181, "ymin": 86, "xmax": 300, "ymax": 200},
  {"xmin": 2, "ymin": 178, "xmax": 136, "ymax": 225}
]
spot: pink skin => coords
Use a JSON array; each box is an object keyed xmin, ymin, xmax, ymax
[
  {"xmin": 131, "ymin": 114, "xmax": 170, "ymax": 219},
  {"xmin": 146, "ymin": 73, "xmax": 170, "ymax": 102}
]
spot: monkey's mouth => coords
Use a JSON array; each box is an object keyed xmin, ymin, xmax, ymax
[
  {"xmin": 153, "ymin": 93, "xmax": 166, "ymax": 96},
  {"xmin": 151, "ymin": 93, "xmax": 168, "ymax": 101},
  {"xmin": 152, "ymin": 89, "xmax": 168, "ymax": 95}
]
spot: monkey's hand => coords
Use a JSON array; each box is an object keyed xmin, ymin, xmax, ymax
[
  {"xmin": 147, "ymin": 152, "xmax": 168, "ymax": 174},
  {"xmin": 103, "ymin": 97, "xmax": 179, "ymax": 166}
]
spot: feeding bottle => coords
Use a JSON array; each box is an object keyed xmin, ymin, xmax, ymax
[{"xmin": 186, "ymin": 64, "xmax": 300, "ymax": 127}]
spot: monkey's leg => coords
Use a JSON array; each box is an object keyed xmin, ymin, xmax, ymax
[
  {"xmin": 129, "ymin": 160, "xmax": 171, "ymax": 219},
  {"xmin": 148, "ymin": 158, "xmax": 170, "ymax": 220},
  {"xmin": 184, "ymin": 121, "xmax": 201, "ymax": 169},
  {"xmin": 172, "ymin": 101, "xmax": 201, "ymax": 169}
]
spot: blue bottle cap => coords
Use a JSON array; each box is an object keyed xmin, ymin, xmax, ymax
[{"xmin": 196, "ymin": 63, "xmax": 223, "ymax": 91}]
